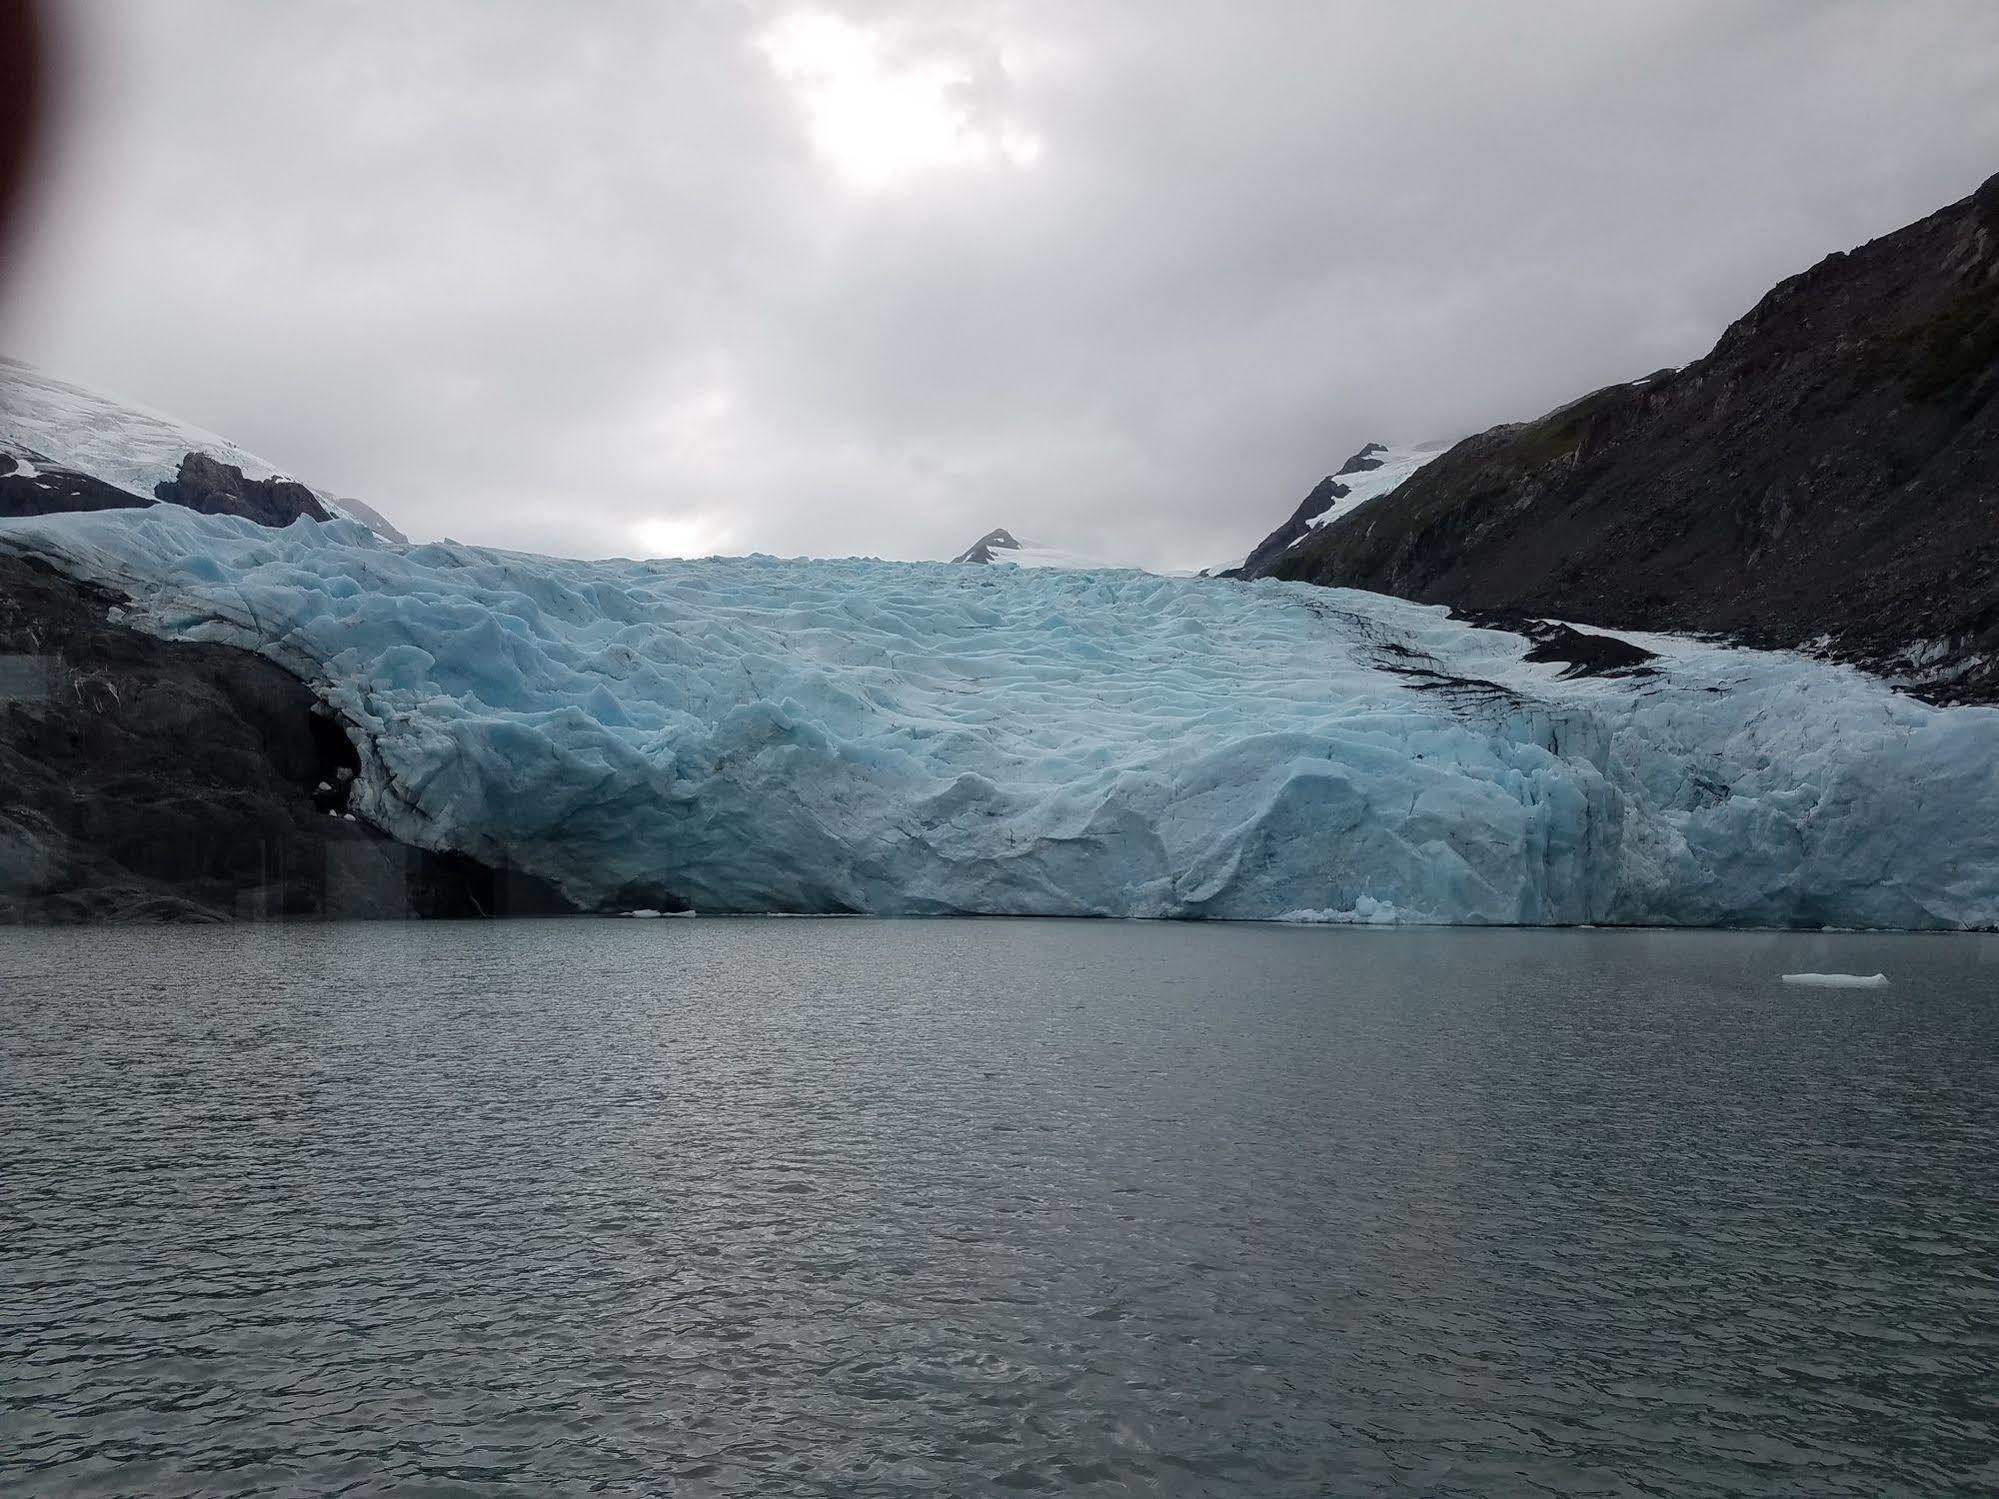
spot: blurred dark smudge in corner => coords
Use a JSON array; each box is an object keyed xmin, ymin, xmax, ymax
[{"xmin": 0, "ymin": 0, "xmax": 44, "ymax": 282}]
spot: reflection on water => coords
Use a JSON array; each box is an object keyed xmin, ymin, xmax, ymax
[{"xmin": 3, "ymin": 919, "xmax": 1996, "ymax": 1496}]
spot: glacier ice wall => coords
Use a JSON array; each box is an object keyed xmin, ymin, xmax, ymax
[{"xmin": 4, "ymin": 505, "xmax": 1996, "ymax": 928}]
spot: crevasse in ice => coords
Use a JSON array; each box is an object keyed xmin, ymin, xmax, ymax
[{"xmin": 4, "ymin": 504, "xmax": 1995, "ymax": 928}]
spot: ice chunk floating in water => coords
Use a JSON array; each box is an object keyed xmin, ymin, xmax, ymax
[
  {"xmin": 1782, "ymin": 973, "xmax": 1892, "ymax": 988},
  {"xmin": 5, "ymin": 505, "xmax": 1999, "ymax": 929}
]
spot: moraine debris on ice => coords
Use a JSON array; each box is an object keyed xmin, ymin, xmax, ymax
[{"xmin": 3, "ymin": 503, "xmax": 1998, "ymax": 929}]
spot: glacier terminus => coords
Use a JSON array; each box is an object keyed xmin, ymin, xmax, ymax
[{"xmin": 3, "ymin": 503, "xmax": 1995, "ymax": 930}]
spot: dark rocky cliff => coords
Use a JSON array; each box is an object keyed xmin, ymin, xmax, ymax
[
  {"xmin": 0, "ymin": 553, "xmax": 572, "ymax": 921},
  {"xmin": 1257, "ymin": 172, "xmax": 1999, "ymax": 702},
  {"xmin": 0, "ymin": 452, "xmax": 153, "ymax": 519}
]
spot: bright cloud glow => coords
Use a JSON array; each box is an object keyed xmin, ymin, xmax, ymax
[
  {"xmin": 756, "ymin": 10, "xmax": 1042, "ymax": 189},
  {"xmin": 633, "ymin": 515, "xmax": 737, "ymax": 558}
]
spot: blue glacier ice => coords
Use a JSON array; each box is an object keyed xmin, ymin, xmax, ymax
[{"xmin": 4, "ymin": 504, "xmax": 1997, "ymax": 928}]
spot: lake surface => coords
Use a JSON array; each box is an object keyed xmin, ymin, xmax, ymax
[{"xmin": 3, "ymin": 919, "xmax": 1996, "ymax": 1497}]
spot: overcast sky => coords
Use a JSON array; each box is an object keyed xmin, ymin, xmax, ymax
[{"xmin": 3, "ymin": 1, "xmax": 1997, "ymax": 568}]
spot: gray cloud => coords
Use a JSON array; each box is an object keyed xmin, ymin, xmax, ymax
[{"xmin": 5, "ymin": 0, "xmax": 1997, "ymax": 569}]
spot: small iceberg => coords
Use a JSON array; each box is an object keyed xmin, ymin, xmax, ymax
[{"xmin": 1781, "ymin": 972, "xmax": 1890, "ymax": 988}]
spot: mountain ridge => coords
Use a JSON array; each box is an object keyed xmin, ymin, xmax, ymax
[
  {"xmin": 1223, "ymin": 442, "xmax": 1448, "ymax": 578},
  {"xmin": 0, "ymin": 358, "xmax": 406, "ymax": 542},
  {"xmin": 1246, "ymin": 170, "xmax": 1999, "ymax": 702}
]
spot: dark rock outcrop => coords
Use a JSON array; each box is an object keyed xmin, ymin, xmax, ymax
[
  {"xmin": 1335, "ymin": 442, "xmax": 1388, "ymax": 476},
  {"xmin": 1257, "ymin": 172, "xmax": 1999, "ymax": 702},
  {"xmin": 1224, "ymin": 444, "xmax": 1393, "ymax": 577},
  {"xmin": 154, "ymin": 451, "xmax": 331, "ymax": 526},
  {"xmin": 0, "ymin": 445, "xmax": 338, "ymax": 530},
  {"xmin": 0, "ymin": 451, "xmax": 151, "ymax": 519},
  {"xmin": 1229, "ymin": 475, "xmax": 1350, "ymax": 578},
  {"xmin": 954, "ymin": 527, "xmax": 1024, "ymax": 564},
  {"xmin": 1457, "ymin": 612, "xmax": 1659, "ymax": 680},
  {"xmin": 0, "ymin": 553, "xmax": 574, "ymax": 921}
]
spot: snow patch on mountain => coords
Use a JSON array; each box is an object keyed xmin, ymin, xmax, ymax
[
  {"xmin": 0, "ymin": 359, "xmax": 406, "ymax": 542},
  {"xmin": 1296, "ymin": 442, "xmax": 1448, "ymax": 543},
  {"xmin": 4, "ymin": 503, "xmax": 1996, "ymax": 930},
  {"xmin": 1217, "ymin": 441, "xmax": 1451, "ymax": 577}
]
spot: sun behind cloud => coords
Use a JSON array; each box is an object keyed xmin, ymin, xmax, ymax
[
  {"xmin": 633, "ymin": 514, "xmax": 737, "ymax": 559},
  {"xmin": 756, "ymin": 9, "xmax": 1043, "ymax": 190}
]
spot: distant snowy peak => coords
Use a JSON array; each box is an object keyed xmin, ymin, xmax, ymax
[
  {"xmin": 0, "ymin": 358, "xmax": 406, "ymax": 542},
  {"xmin": 1223, "ymin": 440, "xmax": 1448, "ymax": 577},
  {"xmin": 952, "ymin": 527, "xmax": 1022, "ymax": 564},
  {"xmin": 950, "ymin": 526, "xmax": 1122, "ymax": 571}
]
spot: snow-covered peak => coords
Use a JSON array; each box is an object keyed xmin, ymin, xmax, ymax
[{"xmin": 0, "ymin": 358, "xmax": 406, "ymax": 543}]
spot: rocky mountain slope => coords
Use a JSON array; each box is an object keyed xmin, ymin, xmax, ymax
[
  {"xmin": 1251, "ymin": 171, "xmax": 1999, "ymax": 702},
  {"xmin": 0, "ymin": 364, "xmax": 565, "ymax": 920},
  {"xmin": 2, "ymin": 447, "xmax": 336, "ymax": 527},
  {"xmin": 0, "ymin": 358, "xmax": 405, "ymax": 539},
  {"xmin": 1222, "ymin": 442, "xmax": 1447, "ymax": 577}
]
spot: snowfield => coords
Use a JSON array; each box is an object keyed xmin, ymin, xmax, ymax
[
  {"xmin": 1295, "ymin": 443, "xmax": 1448, "ymax": 543},
  {"xmin": 951, "ymin": 526, "xmax": 1152, "ymax": 573},
  {"xmin": 981, "ymin": 541, "xmax": 1123, "ymax": 571},
  {"xmin": 4, "ymin": 504, "xmax": 1997, "ymax": 928}
]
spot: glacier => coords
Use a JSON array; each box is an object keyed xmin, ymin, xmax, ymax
[{"xmin": 3, "ymin": 503, "xmax": 1997, "ymax": 928}]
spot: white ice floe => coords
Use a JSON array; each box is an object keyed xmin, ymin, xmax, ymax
[
  {"xmin": 1781, "ymin": 973, "xmax": 1891, "ymax": 988},
  {"xmin": 4, "ymin": 503, "xmax": 1999, "ymax": 928},
  {"xmin": 1277, "ymin": 896, "xmax": 1402, "ymax": 925}
]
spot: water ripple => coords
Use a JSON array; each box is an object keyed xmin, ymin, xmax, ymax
[{"xmin": 3, "ymin": 920, "xmax": 1997, "ymax": 1496}]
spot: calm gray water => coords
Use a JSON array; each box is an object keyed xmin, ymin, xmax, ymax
[{"xmin": 3, "ymin": 919, "xmax": 1997, "ymax": 1497}]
